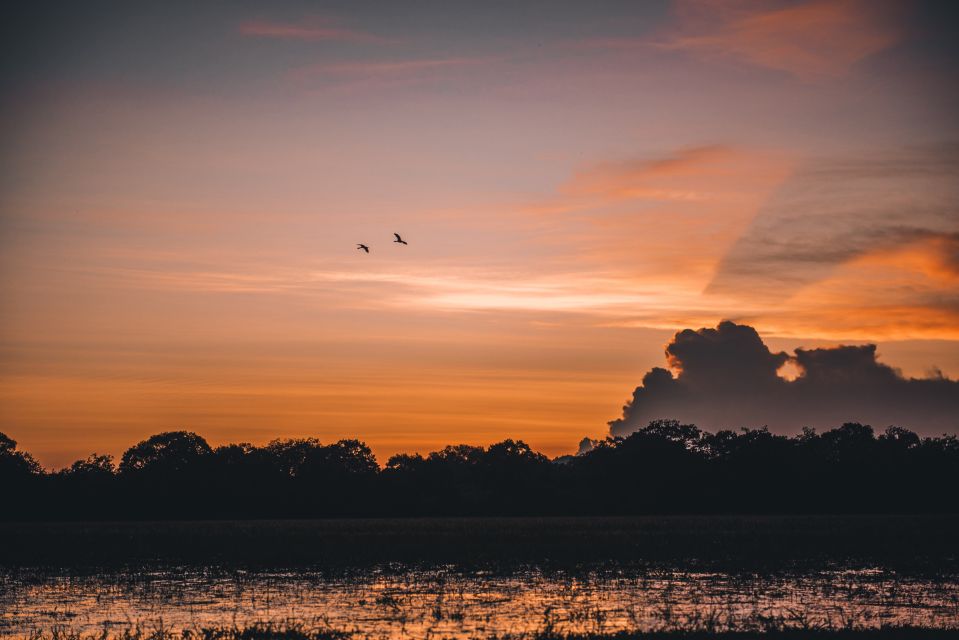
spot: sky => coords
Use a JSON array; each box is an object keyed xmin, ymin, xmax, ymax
[{"xmin": 1, "ymin": 0, "xmax": 957, "ymax": 468}]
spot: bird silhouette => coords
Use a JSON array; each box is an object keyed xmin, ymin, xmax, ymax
[
  {"xmin": 393, "ymin": 233, "xmax": 408, "ymax": 245},
  {"xmin": 357, "ymin": 244, "xmax": 370, "ymax": 253}
]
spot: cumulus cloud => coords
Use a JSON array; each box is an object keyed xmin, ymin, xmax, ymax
[{"xmin": 609, "ymin": 321, "xmax": 959, "ymax": 437}]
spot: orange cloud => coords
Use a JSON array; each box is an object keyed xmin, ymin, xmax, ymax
[
  {"xmin": 708, "ymin": 144, "xmax": 959, "ymax": 303},
  {"xmin": 524, "ymin": 145, "xmax": 790, "ymax": 214},
  {"xmin": 657, "ymin": 0, "xmax": 903, "ymax": 79},
  {"xmin": 563, "ymin": 145, "xmax": 734, "ymax": 200},
  {"xmin": 517, "ymin": 145, "xmax": 792, "ymax": 288},
  {"xmin": 746, "ymin": 233, "xmax": 959, "ymax": 342},
  {"xmin": 506, "ymin": 142, "xmax": 959, "ymax": 344},
  {"xmin": 238, "ymin": 18, "xmax": 388, "ymax": 43},
  {"xmin": 853, "ymin": 233, "xmax": 959, "ymax": 284}
]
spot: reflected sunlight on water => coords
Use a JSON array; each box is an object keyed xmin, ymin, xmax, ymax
[{"xmin": 2, "ymin": 567, "xmax": 958, "ymax": 638}]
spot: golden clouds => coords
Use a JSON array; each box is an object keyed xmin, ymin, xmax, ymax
[
  {"xmin": 2, "ymin": 0, "xmax": 956, "ymax": 469},
  {"xmin": 707, "ymin": 145, "xmax": 959, "ymax": 339}
]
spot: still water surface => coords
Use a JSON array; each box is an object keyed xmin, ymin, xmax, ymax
[{"xmin": 2, "ymin": 567, "xmax": 958, "ymax": 637}]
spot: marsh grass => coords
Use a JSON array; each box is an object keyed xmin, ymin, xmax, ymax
[
  {"xmin": 19, "ymin": 621, "xmax": 959, "ymax": 640},
  {"xmin": 5, "ymin": 568, "xmax": 958, "ymax": 640},
  {"xmin": 5, "ymin": 517, "xmax": 958, "ymax": 640}
]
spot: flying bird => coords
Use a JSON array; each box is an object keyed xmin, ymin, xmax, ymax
[
  {"xmin": 357, "ymin": 244, "xmax": 370, "ymax": 253},
  {"xmin": 393, "ymin": 233, "xmax": 408, "ymax": 245}
]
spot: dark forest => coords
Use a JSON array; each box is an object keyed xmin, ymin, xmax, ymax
[{"xmin": 3, "ymin": 420, "xmax": 957, "ymax": 520}]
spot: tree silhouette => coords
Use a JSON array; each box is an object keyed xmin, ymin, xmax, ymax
[
  {"xmin": 119, "ymin": 431, "xmax": 213, "ymax": 474},
  {"xmin": 3, "ymin": 421, "xmax": 958, "ymax": 520},
  {"xmin": 63, "ymin": 453, "xmax": 116, "ymax": 477},
  {"xmin": 1, "ymin": 432, "xmax": 42, "ymax": 518},
  {"xmin": 0, "ymin": 432, "xmax": 40, "ymax": 480}
]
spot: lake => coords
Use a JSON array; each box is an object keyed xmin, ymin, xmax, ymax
[
  {"xmin": 3, "ymin": 516, "xmax": 958, "ymax": 638},
  {"xmin": 3, "ymin": 566, "xmax": 958, "ymax": 638}
]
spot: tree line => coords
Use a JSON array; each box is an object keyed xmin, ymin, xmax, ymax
[{"xmin": 2, "ymin": 420, "xmax": 957, "ymax": 520}]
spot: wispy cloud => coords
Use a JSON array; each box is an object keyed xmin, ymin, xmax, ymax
[
  {"xmin": 863, "ymin": 233, "xmax": 959, "ymax": 283},
  {"xmin": 503, "ymin": 141, "xmax": 959, "ymax": 341},
  {"xmin": 708, "ymin": 144, "xmax": 959, "ymax": 299},
  {"xmin": 63, "ymin": 256, "xmax": 708, "ymax": 321},
  {"xmin": 660, "ymin": 0, "xmax": 903, "ymax": 79},
  {"xmin": 562, "ymin": 145, "xmax": 732, "ymax": 201},
  {"xmin": 285, "ymin": 56, "xmax": 495, "ymax": 92},
  {"xmin": 238, "ymin": 18, "xmax": 389, "ymax": 44},
  {"xmin": 695, "ymin": 144, "xmax": 959, "ymax": 341},
  {"xmin": 570, "ymin": 38, "xmax": 648, "ymax": 52},
  {"xmin": 290, "ymin": 56, "xmax": 491, "ymax": 80},
  {"xmin": 518, "ymin": 144, "xmax": 791, "ymax": 270},
  {"xmin": 579, "ymin": 0, "xmax": 903, "ymax": 79}
]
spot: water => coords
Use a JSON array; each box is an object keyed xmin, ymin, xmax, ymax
[{"xmin": 2, "ymin": 567, "xmax": 958, "ymax": 638}]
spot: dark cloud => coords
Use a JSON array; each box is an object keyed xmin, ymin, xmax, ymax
[
  {"xmin": 707, "ymin": 144, "xmax": 959, "ymax": 301},
  {"xmin": 666, "ymin": 322, "xmax": 788, "ymax": 391},
  {"xmin": 609, "ymin": 321, "xmax": 959, "ymax": 437},
  {"xmin": 576, "ymin": 437, "xmax": 599, "ymax": 456}
]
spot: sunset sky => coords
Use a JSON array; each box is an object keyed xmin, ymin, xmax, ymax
[{"xmin": 2, "ymin": 0, "xmax": 957, "ymax": 468}]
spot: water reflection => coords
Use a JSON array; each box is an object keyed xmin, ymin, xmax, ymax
[{"xmin": 2, "ymin": 567, "xmax": 958, "ymax": 637}]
